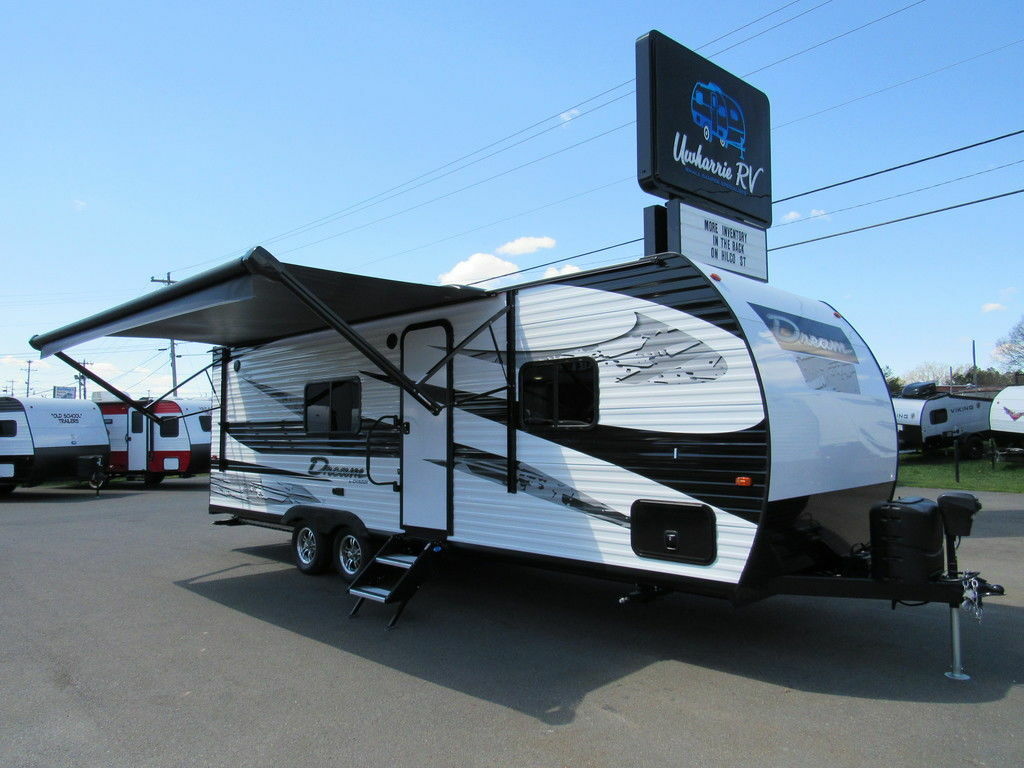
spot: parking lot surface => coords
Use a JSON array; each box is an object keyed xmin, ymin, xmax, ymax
[{"xmin": 1, "ymin": 480, "xmax": 1021, "ymax": 767}]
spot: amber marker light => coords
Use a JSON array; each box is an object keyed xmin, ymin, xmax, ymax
[
  {"xmin": 710, "ymin": 273, "xmax": 722, "ymax": 281},
  {"xmin": 735, "ymin": 476, "xmax": 753, "ymax": 487}
]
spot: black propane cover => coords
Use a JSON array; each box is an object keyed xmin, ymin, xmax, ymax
[
  {"xmin": 937, "ymin": 492, "xmax": 982, "ymax": 537},
  {"xmin": 870, "ymin": 497, "xmax": 945, "ymax": 582}
]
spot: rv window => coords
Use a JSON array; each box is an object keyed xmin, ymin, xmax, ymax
[
  {"xmin": 930, "ymin": 409, "xmax": 949, "ymax": 425},
  {"xmin": 198, "ymin": 415, "xmax": 212, "ymax": 432},
  {"xmin": 0, "ymin": 420, "xmax": 16, "ymax": 438},
  {"xmin": 520, "ymin": 357, "xmax": 597, "ymax": 428},
  {"xmin": 305, "ymin": 378, "xmax": 361, "ymax": 435},
  {"xmin": 159, "ymin": 417, "xmax": 180, "ymax": 438},
  {"xmin": 131, "ymin": 412, "xmax": 144, "ymax": 433}
]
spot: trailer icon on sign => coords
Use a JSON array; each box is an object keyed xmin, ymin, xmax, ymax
[{"xmin": 690, "ymin": 81, "xmax": 747, "ymax": 159}]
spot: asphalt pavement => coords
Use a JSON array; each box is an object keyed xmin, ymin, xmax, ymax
[{"xmin": 1, "ymin": 480, "xmax": 1021, "ymax": 768}]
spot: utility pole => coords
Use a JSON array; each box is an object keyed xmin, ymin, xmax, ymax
[
  {"xmin": 971, "ymin": 340, "xmax": 978, "ymax": 386},
  {"xmin": 76, "ymin": 360, "xmax": 92, "ymax": 399},
  {"xmin": 150, "ymin": 272, "xmax": 178, "ymax": 391},
  {"xmin": 23, "ymin": 360, "xmax": 33, "ymax": 396}
]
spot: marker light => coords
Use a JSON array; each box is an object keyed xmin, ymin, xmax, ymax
[
  {"xmin": 710, "ymin": 273, "xmax": 722, "ymax": 282},
  {"xmin": 735, "ymin": 476, "xmax": 753, "ymax": 487}
]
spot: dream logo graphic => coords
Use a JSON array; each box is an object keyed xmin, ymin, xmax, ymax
[
  {"xmin": 691, "ymin": 82, "xmax": 746, "ymax": 159},
  {"xmin": 1004, "ymin": 406, "xmax": 1024, "ymax": 422}
]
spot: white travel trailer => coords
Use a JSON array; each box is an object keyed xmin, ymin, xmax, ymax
[
  {"xmin": 990, "ymin": 386, "xmax": 1024, "ymax": 459},
  {"xmin": 892, "ymin": 384, "xmax": 991, "ymax": 457},
  {"xmin": 97, "ymin": 398, "xmax": 213, "ymax": 485},
  {"xmin": 31, "ymin": 248, "xmax": 1002, "ymax": 672},
  {"xmin": 0, "ymin": 397, "xmax": 109, "ymax": 495}
]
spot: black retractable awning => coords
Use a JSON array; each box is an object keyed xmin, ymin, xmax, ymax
[
  {"xmin": 31, "ymin": 247, "xmax": 489, "ymax": 415},
  {"xmin": 31, "ymin": 247, "xmax": 485, "ymax": 357}
]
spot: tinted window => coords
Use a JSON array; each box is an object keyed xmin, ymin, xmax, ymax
[
  {"xmin": 159, "ymin": 417, "xmax": 180, "ymax": 438},
  {"xmin": 305, "ymin": 379, "xmax": 361, "ymax": 435},
  {"xmin": 0, "ymin": 420, "xmax": 16, "ymax": 438},
  {"xmin": 198, "ymin": 415, "xmax": 212, "ymax": 432},
  {"xmin": 131, "ymin": 412, "xmax": 144, "ymax": 433},
  {"xmin": 520, "ymin": 357, "xmax": 597, "ymax": 428},
  {"xmin": 930, "ymin": 409, "xmax": 949, "ymax": 425}
]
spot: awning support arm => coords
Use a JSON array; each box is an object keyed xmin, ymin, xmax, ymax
[
  {"xmin": 416, "ymin": 304, "xmax": 511, "ymax": 388},
  {"xmin": 142, "ymin": 361, "xmax": 215, "ymax": 414},
  {"xmin": 245, "ymin": 248, "xmax": 444, "ymax": 416},
  {"xmin": 53, "ymin": 352, "xmax": 162, "ymax": 424}
]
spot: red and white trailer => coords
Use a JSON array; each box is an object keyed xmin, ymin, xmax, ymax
[{"xmin": 98, "ymin": 398, "xmax": 212, "ymax": 485}]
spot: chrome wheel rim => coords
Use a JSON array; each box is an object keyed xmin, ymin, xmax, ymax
[
  {"xmin": 339, "ymin": 534, "xmax": 362, "ymax": 575},
  {"xmin": 297, "ymin": 528, "xmax": 317, "ymax": 565}
]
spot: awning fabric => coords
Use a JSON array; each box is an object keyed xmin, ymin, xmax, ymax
[{"xmin": 31, "ymin": 247, "xmax": 487, "ymax": 357}]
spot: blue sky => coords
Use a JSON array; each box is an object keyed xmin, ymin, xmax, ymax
[{"xmin": 2, "ymin": 0, "xmax": 1022, "ymax": 398}]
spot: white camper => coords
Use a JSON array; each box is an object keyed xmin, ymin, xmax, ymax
[
  {"xmin": 97, "ymin": 398, "xmax": 213, "ymax": 485},
  {"xmin": 31, "ymin": 248, "xmax": 1003, "ymax": 669},
  {"xmin": 0, "ymin": 397, "xmax": 109, "ymax": 495},
  {"xmin": 892, "ymin": 384, "xmax": 991, "ymax": 457},
  {"xmin": 990, "ymin": 386, "xmax": 1024, "ymax": 461}
]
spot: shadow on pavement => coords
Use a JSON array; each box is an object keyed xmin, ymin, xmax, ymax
[{"xmin": 178, "ymin": 545, "xmax": 1021, "ymax": 725}]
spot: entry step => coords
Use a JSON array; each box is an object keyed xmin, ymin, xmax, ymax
[
  {"xmin": 376, "ymin": 554, "xmax": 417, "ymax": 569},
  {"xmin": 349, "ymin": 586, "xmax": 390, "ymax": 602}
]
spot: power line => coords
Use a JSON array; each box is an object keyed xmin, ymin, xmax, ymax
[
  {"xmin": 773, "ymin": 158, "xmax": 1024, "ymax": 226},
  {"xmin": 773, "ymin": 37, "xmax": 1024, "ymax": 130},
  {"xmin": 775, "ymin": 129, "xmax": 1024, "ymax": 203},
  {"xmin": 278, "ymin": 121, "xmax": 636, "ymax": 255},
  {"xmin": 743, "ymin": 0, "xmax": 928, "ymax": 77},
  {"xmin": 709, "ymin": 0, "xmax": 835, "ymax": 58},
  {"xmin": 466, "ymin": 238, "xmax": 644, "ymax": 286},
  {"xmin": 769, "ymin": 188, "xmax": 1024, "ymax": 251}
]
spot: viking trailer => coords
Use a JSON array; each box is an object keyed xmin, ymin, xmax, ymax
[
  {"xmin": 0, "ymin": 396, "xmax": 109, "ymax": 495},
  {"xmin": 97, "ymin": 398, "xmax": 213, "ymax": 485},
  {"xmin": 30, "ymin": 247, "xmax": 1003, "ymax": 675},
  {"xmin": 892, "ymin": 384, "xmax": 991, "ymax": 457}
]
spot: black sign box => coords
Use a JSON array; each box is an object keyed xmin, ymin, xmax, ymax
[{"xmin": 637, "ymin": 30, "xmax": 772, "ymax": 227}]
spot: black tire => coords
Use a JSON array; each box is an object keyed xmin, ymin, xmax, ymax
[
  {"xmin": 292, "ymin": 524, "xmax": 332, "ymax": 575},
  {"xmin": 143, "ymin": 472, "xmax": 165, "ymax": 487},
  {"xmin": 964, "ymin": 435, "xmax": 984, "ymax": 460},
  {"xmin": 88, "ymin": 470, "xmax": 109, "ymax": 490},
  {"xmin": 0, "ymin": 483, "xmax": 16, "ymax": 497},
  {"xmin": 333, "ymin": 528, "xmax": 371, "ymax": 582}
]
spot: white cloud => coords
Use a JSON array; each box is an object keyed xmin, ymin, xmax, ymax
[
  {"xmin": 92, "ymin": 362, "xmax": 122, "ymax": 376},
  {"xmin": 810, "ymin": 208, "xmax": 829, "ymax": 219},
  {"xmin": 438, "ymin": 252, "xmax": 518, "ymax": 286},
  {"xmin": 72, "ymin": 200, "xmax": 88, "ymax": 211},
  {"xmin": 543, "ymin": 264, "xmax": 581, "ymax": 278},
  {"xmin": 495, "ymin": 236, "xmax": 556, "ymax": 256},
  {"xmin": 999, "ymin": 286, "xmax": 1019, "ymax": 300},
  {"xmin": 559, "ymin": 108, "xmax": 581, "ymax": 122},
  {"xmin": 982, "ymin": 302, "xmax": 1007, "ymax": 313},
  {"xmin": 783, "ymin": 211, "xmax": 801, "ymax": 222}
]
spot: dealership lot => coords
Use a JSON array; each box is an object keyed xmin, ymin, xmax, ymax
[{"xmin": 1, "ymin": 481, "xmax": 1021, "ymax": 768}]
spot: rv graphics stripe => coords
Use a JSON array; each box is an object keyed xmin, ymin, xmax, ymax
[
  {"xmin": 453, "ymin": 311, "xmax": 727, "ymax": 385},
  {"xmin": 431, "ymin": 444, "xmax": 629, "ymax": 528},
  {"xmin": 211, "ymin": 472, "xmax": 322, "ymax": 506},
  {"xmin": 454, "ymin": 390, "xmax": 767, "ymax": 523}
]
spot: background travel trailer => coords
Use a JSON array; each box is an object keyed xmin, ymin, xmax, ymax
[
  {"xmin": 892, "ymin": 384, "xmax": 991, "ymax": 457},
  {"xmin": 97, "ymin": 398, "xmax": 212, "ymax": 485},
  {"xmin": 0, "ymin": 397, "xmax": 109, "ymax": 495},
  {"xmin": 990, "ymin": 386, "xmax": 1024, "ymax": 460}
]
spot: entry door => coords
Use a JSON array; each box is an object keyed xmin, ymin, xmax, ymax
[
  {"xmin": 127, "ymin": 410, "xmax": 148, "ymax": 471},
  {"xmin": 400, "ymin": 324, "xmax": 452, "ymax": 532}
]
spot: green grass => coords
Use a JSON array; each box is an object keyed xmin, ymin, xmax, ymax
[{"xmin": 897, "ymin": 452, "xmax": 1024, "ymax": 493}]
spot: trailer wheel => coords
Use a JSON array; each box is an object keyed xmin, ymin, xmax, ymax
[
  {"xmin": 143, "ymin": 472, "xmax": 164, "ymax": 487},
  {"xmin": 964, "ymin": 435, "xmax": 984, "ymax": 460},
  {"xmin": 88, "ymin": 470, "xmax": 109, "ymax": 490},
  {"xmin": 333, "ymin": 529, "xmax": 370, "ymax": 582},
  {"xmin": 292, "ymin": 524, "xmax": 331, "ymax": 575}
]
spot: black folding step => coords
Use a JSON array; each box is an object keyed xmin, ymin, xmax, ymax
[{"xmin": 347, "ymin": 535, "xmax": 443, "ymax": 628}]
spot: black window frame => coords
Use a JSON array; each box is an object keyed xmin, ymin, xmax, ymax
[
  {"xmin": 930, "ymin": 408, "xmax": 949, "ymax": 425},
  {"xmin": 159, "ymin": 417, "xmax": 180, "ymax": 439},
  {"xmin": 130, "ymin": 411, "xmax": 144, "ymax": 434},
  {"xmin": 519, "ymin": 356, "xmax": 598, "ymax": 430},
  {"xmin": 0, "ymin": 419, "xmax": 16, "ymax": 438},
  {"xmin": 198, "ymin": 414, "xmax": 212, "ymax": 433},
  {"xmin": 304, "ymin": 377, "xmax": 362, "ymax": 436}
]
